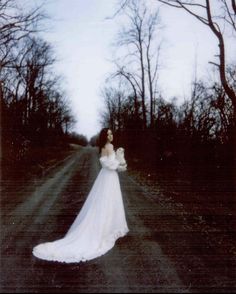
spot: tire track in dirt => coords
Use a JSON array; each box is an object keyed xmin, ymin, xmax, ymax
[{"xmin": 1, "ymin": 148, "xmax": 88, "ymax": 248}]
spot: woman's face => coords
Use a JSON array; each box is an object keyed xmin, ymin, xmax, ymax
[{"xmin": 107, "ymin": 129, "xmax": 113, "ymax": 143}]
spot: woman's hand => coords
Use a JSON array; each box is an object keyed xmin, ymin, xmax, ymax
[{"xmin": 117, "ymin": 163, "xmax": 127, "ymax": 172}]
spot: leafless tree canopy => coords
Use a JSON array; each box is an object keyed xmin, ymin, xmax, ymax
[
  {"xmin": 110, "ymin": 0, "xmax": 162, "ymax": 129},
  {"xmin": 0, "ymin": 0, "xmax": 45, "ymax": 68},
  {"xmin": 114, "ymin": 0, "xmax": 236, "ymax": 111},
  {"xmin": 1, "ymin": 0, "xmax": 76, "ymax": 161},
  {"xmin": 155, "ymin": 0, "xmax": 236, "ymax": 114}
]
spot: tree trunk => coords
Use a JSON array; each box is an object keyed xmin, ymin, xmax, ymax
[
  {"xmin": 233, "ymin": 107, "xmax": 236, "ymax": 187},
  {"xmin": 147, "ymin": 51, "xmax": 154, "ymax": 128},
  {"xmin": 140, "ymin": 44, "xmax": 147, "ymax": 129}
]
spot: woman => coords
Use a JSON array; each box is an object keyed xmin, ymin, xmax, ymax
[{"xmin": 32, "ymin": 128, "xmax": 129, "ymax": 263}]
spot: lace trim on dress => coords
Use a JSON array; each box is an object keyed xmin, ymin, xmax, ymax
[{"xmin": 32, "ymin": 227, "xmax": 129, "ymax": 264}]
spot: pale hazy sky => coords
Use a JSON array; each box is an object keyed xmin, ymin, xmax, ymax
[{"xmin": 30, "ymin": 0, "xmax": 235, "ymax": 140}]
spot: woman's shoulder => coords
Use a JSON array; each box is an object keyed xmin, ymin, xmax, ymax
[{"xmin": 101, "ymin": 143, "xmax": 114, "ymax": 157}]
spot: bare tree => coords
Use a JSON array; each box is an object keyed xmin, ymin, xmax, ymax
[
  {"xmin": 100, "ymin": 87, "xmax": 119, "ymax": 130},
  {"xmin": 1, "ymin": 1, "xmax": 77, "ymax": 162},
  {"xmin": 111, "ymin": 65, "xmax": 140, "ymax": 121},
  {"xmin": 115, "ymin": 0, "xmax": 148, "ymax": 128},
  {"xmin": 99, "ymin": 85, "xmax": 129, "ymax": 132},
  {"xmin": 155, "ymin": 0, "xmax": 236, "ymax": 121},
  {"xmin": 114, "ymin": 0, "xmax": 162, "ymax": 129},
  {"xmin": 145, "ymin": 12, "xmax": 162, "ymax": 128},
  {"xmin": 0, "ymin": 0, "xmax": 44, "ymax": 68},
  {"xmin": 2, "ymin": 35, "xmax": 75, "ymax": 151},
  {"xmin": 15, "ymin": 37, "xmax": 55, "ymax": 125}
]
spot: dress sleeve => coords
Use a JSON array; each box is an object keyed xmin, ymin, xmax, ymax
[{"xmin": 99, "ymin": 155, "xmax": 120, "ymax": 170}]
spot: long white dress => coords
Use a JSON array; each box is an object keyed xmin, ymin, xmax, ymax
[{"xmin": 32, "ymin": 151, "xmax": 129, "ymax": 263}]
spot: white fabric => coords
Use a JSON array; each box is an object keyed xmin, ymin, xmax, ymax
[
  {"xmin": 116, "ymin": 147, "xmax": 126, "ymax": 165},
  {"xmin": 115, "ymin": 147, "xmax": 127, "ymax": 172},
  {"xmin": 32, "ymin": 151, "xmax": 129, "ymax": 263}
]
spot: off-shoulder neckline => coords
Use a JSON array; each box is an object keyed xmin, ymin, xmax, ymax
[{"xmin": 100, "ymin": 150, "xmax": 115, "ymax": 159}]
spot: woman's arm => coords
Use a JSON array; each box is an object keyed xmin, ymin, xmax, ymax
[{"xmin": 100, "ymin": 143, "xmax": 119, "ymax": 170}]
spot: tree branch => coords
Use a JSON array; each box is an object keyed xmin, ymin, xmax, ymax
[
  {"xmin": 220, "ymin": 0, "xmax": 236, "ymax": 32},
  {"xmin": 209, "ymin": 61, "xmax": 220, "ymax": 68},
  {"xmin": 157, "ymin": 0, "xmax": 209, "ymax": 25}
]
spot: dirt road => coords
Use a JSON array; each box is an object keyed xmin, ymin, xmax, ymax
[{"xmin": 0, "ymin": 146, "xmax": 235, "ymax": 293}]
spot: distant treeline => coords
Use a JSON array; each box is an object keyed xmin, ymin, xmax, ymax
[{"xmin": 96, "ymin": 76, "xmax": 234, "ymax": 168}]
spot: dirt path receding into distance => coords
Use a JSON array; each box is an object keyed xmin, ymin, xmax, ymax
[{"xmin": 1, "ymin": 146, "xmax": 235, "ymax": 293}]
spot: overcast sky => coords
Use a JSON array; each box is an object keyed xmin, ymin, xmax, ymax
[{"xmin": 31, "ymin": 0, "xmax": 235, "ymax": 140}]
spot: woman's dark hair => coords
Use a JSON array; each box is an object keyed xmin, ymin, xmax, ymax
[{"xmin": 98, "ymin": 128, "xmax": 110, "ymax": 154}]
